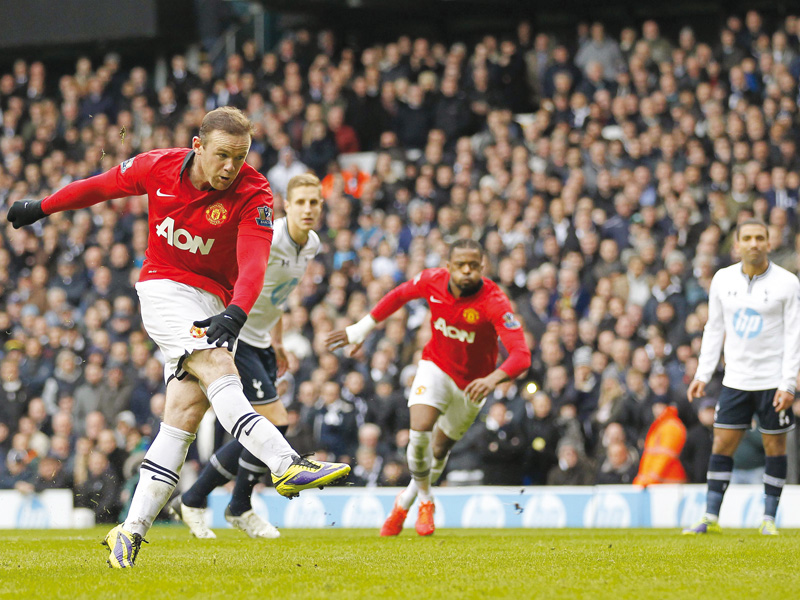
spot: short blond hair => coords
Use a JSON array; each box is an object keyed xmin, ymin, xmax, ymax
[
  {"xmin": 286, "ymin": 173, "xmax": 321, "ymax": 202},
  {"xmin": 199, "ymin": 106, "xmax": 254, "ymax": 143}
]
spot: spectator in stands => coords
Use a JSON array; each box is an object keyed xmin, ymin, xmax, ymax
[
  {"xmin": 73, "ymin": 451, "xmax": 122, "ymax": 524},
  {"xmin": 547, "ymin": 439, "xmax": 595, "ymax": 485},
  {"xmin": 575, "ymin": 22, "xmax": 625, "ymax": 78},
  {"xmin": 0, "ymin": 358, "xmax": 27, "ymax": 430},
  {"xmin": 633, "ymin": 401, "xmax": 688, "ymax": 486},
  {"xmin": 479, "ymin": 401, "xmax": 526, "ymax": 485},
  {"xmin": 311, "ymin": 381, "xmax": 359, "ymax": 460},
  {"xmin": 129, "ymin": 358, "xmax": 166, "ymax": 427},
  {"xmin": 267, "ymin": 147, "xmax": 308, "ymax": 198},
  {"xmin": 349, "ymin": 448, "xmax": 383, "ymax": 487},
  {"xmin": 41, "ymin": 350, "xmax": 82, "ymax": 415},
  {"xmin": 73, "ymin": 362, "xmax": 105, "ymax": 432},
  {"xmin": 521, "ymin": 391, "xmax": 560, "ymax": 485},
  {"xmin": 596, "ymin": 441, "xmax": 639, "ymax": 484},
  {"xmin": 34, "ymin": 455, "xmax": 73, "ymax": 491},
  {"xmin": 681, "ymin": 398, "xmax": 715, "ymax": 484}
]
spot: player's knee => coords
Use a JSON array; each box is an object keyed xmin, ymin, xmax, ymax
[
  {"xmin": 711, "ymin": 439, "xmax": 736, "ymax": 455},
  {"xmin": 431, "ymin": 441, "xmax": 453, "ymax": 460},
  {"xmin": 206, "ymin": 347, "xmax": 237, "ymax": 369},
  {"xmin": 188, "ymin": 347, "xmax": 237, "ymax": 383},
  {"xmin": 712, "ymin": 429, "xmax": 743, "ymax": 455},
  {"xmin": 163, "ymin": 389, "xmax": 208, "ymax": 431},
  {"xmin": 762, "ymin": 434, "xmax": 786, "ymax": 456}
]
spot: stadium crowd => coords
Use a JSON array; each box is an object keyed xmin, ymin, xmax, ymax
[{"xmin": 2, "ymin": 10, "xmax": 800, "ymax": 522}]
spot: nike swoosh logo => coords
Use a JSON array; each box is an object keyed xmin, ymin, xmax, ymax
[
  {"xmin": 156, "ymin": 188, "xmax": 176, "ymax": 197},
  {"xmin": 429, "ymin": 296, "xmax": 444, "ymax": 304}
]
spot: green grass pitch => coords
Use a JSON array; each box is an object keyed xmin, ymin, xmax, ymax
[{"xmin": 1, "ymin": 527, "xmax": 797, "ymax": 599}]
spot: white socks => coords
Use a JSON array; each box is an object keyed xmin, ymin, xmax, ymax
[
  {"xmin": 124, "ymin": 423, "xmax": 195, "ymax": 536},
  {"xmin": 402, "ymin": 430, "xmax": 433, "ymax": 506},
  {"xmin": 206, "ymin": 374, "xmax": 296, "ymax": 475},
  {"xmin": 399, "ymin": 441, "xmax": 450, "ymax": 510},
  {"xmin": 431, "ymin": 452, "xmax": 450, "ymax": 486}
]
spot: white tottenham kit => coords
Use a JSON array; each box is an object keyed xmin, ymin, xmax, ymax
[
  {"xmin": 695, "ymin": 261, "xmax": 800, "ymax": 393},
  {"xmin": 237, "ymin": 217, "xmax": 320, "ymax": 349}
]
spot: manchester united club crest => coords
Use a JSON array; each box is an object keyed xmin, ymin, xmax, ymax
[
  {"xmin": 190, "ymin": 325, "xmax": 207, "ymax": 339},
  {"xmin": 205, "ymin": 202, "xmax": 228, "ymax": 225},
  {"xmin": 415, "ymin": 386, "xmax": 426, "ymax": 395},
  {"xmin": 463, "ymin": 308, "xmax": 480, "ymax": 324}
]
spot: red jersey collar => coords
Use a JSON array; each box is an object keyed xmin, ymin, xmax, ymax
[{"xmin": 179, "ymin": 149, "xmax": 195, "ymax": 182}]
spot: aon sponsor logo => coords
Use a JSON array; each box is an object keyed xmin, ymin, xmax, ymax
[
  {"xmin": 156, "ymin": 217, "xmax": 215, "ymax": 255},
  {"xmin": 433, "ymin": 317, "xmax": 475, "ymax": 343}
]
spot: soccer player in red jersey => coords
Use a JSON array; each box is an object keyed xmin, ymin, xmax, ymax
[
  {"xmin": 7, "ymin": 107, "xmax": 349, "ymax": 567},
  {"xmin": 327, "ymin": 239, "xmax": 531, "ymax": 536}
]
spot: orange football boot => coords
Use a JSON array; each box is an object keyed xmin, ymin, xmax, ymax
[
  {"xmin": 380, "ymin": 495, "xmax": 409, "ymax": 536},
  {"xmin": 415, "ymin": 500, "xmax": 435, "ymax": 536}
]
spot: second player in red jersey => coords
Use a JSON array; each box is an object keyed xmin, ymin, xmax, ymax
[
  {"xmin": 370, "ymin": 266, "xmax": 529, "ymax": 390},
  {"xmin": 327, "ymin": 239, "xmax": 531, "ymax": 538}
]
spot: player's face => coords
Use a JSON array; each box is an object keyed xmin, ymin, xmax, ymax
[
  {"xmin": 447, "ymin": 247, "xmax": 484, "ymax": 294},
  {"xmin": 193, "ymin": 131, "xmax": 251, "ymax": 190},
  {"xmin": 285, "ymin": 185, "xmax": 323, "ymax": 233},
  {"xmin": 735, "ymin": 223, "xmax": 769, "ymax": 267}
]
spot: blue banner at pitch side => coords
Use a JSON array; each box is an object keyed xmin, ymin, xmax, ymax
[
  {"xmin": 1, "ymin": 485, "xmax": 799, "ymax": 529},
  {"xmin": 206, "ymin": 485, "xmax": 800, "ymax": 530}
]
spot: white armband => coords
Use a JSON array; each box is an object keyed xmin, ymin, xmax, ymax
[{"xmin": 345, "ymin": 315, "xmax": 377, "ymax": 345}]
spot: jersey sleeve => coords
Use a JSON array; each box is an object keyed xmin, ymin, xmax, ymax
[
  {"xmin": 237, "ymin": 183, "xmax": 275, "ymax": 241},
  {"xmin": 489, "ymin": 295, "xmax": 532, "ymax": 381},
  {"xmin": 695, "ymin": 272, "xmax": 725, "ymax": 384},
  {"xmin": 230, "ymin": 183, "xmax": 275, "ymax": 312},
  {"xmin": 370, "ymin": 269, "xmax": 430, "ymax": 322},
  {"xmin": 780, "ymin": 275, "xmax": 800, "ymax": 394},
  {"xmin": 231, "ymin": 233, "xmax": 272, "ymax": 313},
  {"xmin": 41, "ymin": 153, "xmax": 151, "ymax": 214}
]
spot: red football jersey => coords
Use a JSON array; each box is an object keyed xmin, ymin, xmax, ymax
[
  {"xmin": 42, "ymin": 148, "xmax": 274, "ymax": 307},
  {"xmin": 370, "ymin": 268, "xmax": 531, "ymax": 389}
]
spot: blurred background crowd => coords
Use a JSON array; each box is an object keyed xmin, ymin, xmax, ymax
[{"xmin": 2, "ymin": 7, "xmax": 800, "ymax": 523}]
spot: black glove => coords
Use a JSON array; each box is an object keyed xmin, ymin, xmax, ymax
[
  {"xmin": 193, "ymin": 304, "xmax": 247, "ymax": 349},
  {"xmin": 7, "ymin": 199, "xmax": 47, "ymax": 229}
]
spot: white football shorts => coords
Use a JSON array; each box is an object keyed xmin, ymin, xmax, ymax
[
  {"xmin": 136, "ymin": 279, "xmax": 235, "ymax": 382},
  {"xmin": 407, "ymin": 359, "xmax": 485, "ymax": 441}
]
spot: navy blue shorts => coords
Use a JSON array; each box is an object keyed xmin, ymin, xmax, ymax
[
  {"xmin": 235, "ymin": 341, "xmax": 279, "ymax": 405},
  {"xmin": 714, "ymin": 385, "xmax": 795, "ymax": 434}
]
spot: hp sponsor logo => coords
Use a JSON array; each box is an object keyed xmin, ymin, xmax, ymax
[{"xmin": 732, "ymin": 308, "xmax": 763, "ymax": 339}]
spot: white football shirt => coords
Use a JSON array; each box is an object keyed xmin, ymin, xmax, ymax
[
  {"xmin": 238, "ymin": 217, "xmax": 319, "ymax": 349},
  {"xmin": 695, "ymin": 261, "xmax": 800, "ymax": 393}
]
